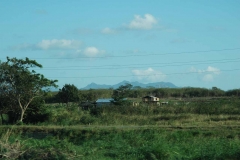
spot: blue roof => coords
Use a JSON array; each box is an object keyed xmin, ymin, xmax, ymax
[{"xmin": 96, "ymin": 98, "xmax": 113, "ymax": 103}]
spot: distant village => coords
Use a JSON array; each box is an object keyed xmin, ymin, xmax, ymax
[{"xmin": 81, "ymin": 95, "xmax": 168, "ymax": 109}]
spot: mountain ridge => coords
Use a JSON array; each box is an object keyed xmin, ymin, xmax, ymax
[{"xmin": 81, "ymin": 81, "xmax": 177, "ymax": 90}]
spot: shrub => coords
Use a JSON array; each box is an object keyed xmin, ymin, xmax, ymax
[
  {"xmin": 90, "ymin": 107, "xmax": 103, "ymax": 117},
  {"xmin": 80, "ymin": 115, "xmax": 96, "ymax": 125}
]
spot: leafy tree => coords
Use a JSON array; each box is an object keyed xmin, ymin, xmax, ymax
[
  {"xmin": 0, "ymin": 61, "xmax": 16, "ymax": 120},
  {"xmin": 0, "ymin": 57, "xmax": 57, "ymax": 123},
  {"xmin": 24, "ymin": 97, "xmax": 50, "ymax": 124},
  {"xmin": 0, "ymin": 92, "xmax": 13, "ymax": 124},
  {"xmin": 210, "ymin": 87, "xmax": 225, "ymax": 97},
  {"xmin": 112, "ymin": 83, "xmax": 132, "ymax": 105},
  {"xmin": 130, "ymin": 90, "xmax": 141, "ymax": 98},
  {"xmin": 225, "ymin": 89, "xmax": 240, "ymax": 97},
  {"xmin": 80, "ymin": 88, "xmax": 113, "ymax": 101},
  {"xmin": 57, "ymin": 84, "xmax": 80, "ymax": 105},
  {"xmin": 152, "ymin": 89, "xmax": 168, "ymax": 98},
  {"xmin": 132, "ymin": 86, "xmax": 142, "ymax": 90},
  {"xmin": 81, "ymin": 89, "xmax": 98, "ymax": 102}
]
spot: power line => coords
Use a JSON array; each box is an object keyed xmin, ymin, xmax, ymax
[
  {"xmin": 2, "ymin": 47, "xmax": 239, "ymax": 60},
  {"xmin": 36, "ymin": 58, "xmax": 240, "ymax": 70},
  {"xmin": 46, "ymin": 68, "xmax": 240, "ymax": 79}
]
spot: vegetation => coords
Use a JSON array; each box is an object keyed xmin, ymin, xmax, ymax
[
  {"xmin": 0, "ymin": 57, "xmax": 57, "ymax": 123},
  {"xmin": 45, "ymin": 86, "xmax": 239, "ymax": 104},
  {"xmin": 111, "ymin": 83, "xmax": 132, "ymax": 105},
  {"xmin": 0, "ymin": 98, "xmax": 240, "ymax": 159},
  {"xmin": 1, "ymin": 123, "xmax": 240, "ymax": 159},
  {"xmin": 1, "ymin": 57, "xmax": 240, "ymax": 159},
  {"xmin": 57, "ymin": 84, "xmax": 80, "ymax": 105}
]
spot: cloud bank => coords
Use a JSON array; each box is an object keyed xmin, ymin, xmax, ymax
[
  {"xmin": 190, "ymin": 66, "xmax": 220, "ymax": 82},
  {"xmin": 37, "ymin": 39, "xmax": 82, "ymax": 50},
  {"xmin": 11, "ymin": 39, "xmax": 105, "ymax": 58},
  {"xmin": 128, "ymin": 14, "xmax": 157, "ymax": 30},
  {"xmin": 101, "ymin": 27, "xmax": 116, "ymax": 34},
  {"xmin": 132, "ymin": 68, "xmax": 166, "ymax": 82},
  {"xmin": 83, "ymin": 47, "xmax": 105, "ymax": 57},
  {"xmin": 101, "ymin": 13, "xmax": 158, "ymax": 34},
  {"xmin": 12, "ymin": 39, "xmax": 82, "ymax": 51}
]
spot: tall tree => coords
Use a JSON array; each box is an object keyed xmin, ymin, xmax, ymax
[
  {"xmin": 112, "ymin": 83, "xmax": 132, "ymax": 105},
  {"xmin": 57, "ymin": 84, "xmax": 80, "ymax": 105},
  {"xmin": 0, "ymin": 57, "xmax": 57, "ymax": 123}
]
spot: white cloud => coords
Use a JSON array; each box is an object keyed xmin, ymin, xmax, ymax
[
  {"xmin": 202, "ymin": 74, "xmax": 214, "ymax": 82},
  {"xmin": 189, "ymin": 66, "xmax": 197, "ymax": 73},
  {"xmin": 128, "ymin": 14, "xmax": 157, "ymax": 30},
  {"xmin": 101, "ymin": 27, "xmax": 116, "ymax": 34},
  {"xmin": 36, "ymin": 39, "xmax": 82, "ymax": 50},
  {"xmin": 206, "ymin": 66, "xmax": 220, "ymax": 75},
  {"xmin": 190, "ymin": 67, "xmax": 204, "ymax": 74},
  {"xmin": 190, "ymin": 66, "xmax": 221, "ymax": 82},
  {"xmin": 11, "ymin": 39, "xmax": 82, "ymax": 51},
  {"xmin": 83, "ymin": 47, "xmax": 105, "ymax": 57},
  {"xmin": 132, "ymin": 68, "xmax": 166, "ymax": 82}
]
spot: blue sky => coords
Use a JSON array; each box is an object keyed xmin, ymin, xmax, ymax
[{"xmin": 0, "ymin": 0, "xmax": 240, "ymax": 90}]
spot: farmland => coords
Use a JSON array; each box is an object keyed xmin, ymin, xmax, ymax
[{"xmin": 1, "ymin": 97, "xmax": 240, "ymax": 159}]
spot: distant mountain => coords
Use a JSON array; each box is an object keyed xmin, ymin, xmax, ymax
[
  {"xmin": 82, "ymin": 82, "xmax": 111, "ymax": 89},
  {"xmin": 81, "ymin": 81, "xmax": 177, "ymax": 90}
]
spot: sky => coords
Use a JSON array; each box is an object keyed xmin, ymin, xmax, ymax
[{"xmin": 0, "ymin": 0, "xmax": 240, "ymax": 90}]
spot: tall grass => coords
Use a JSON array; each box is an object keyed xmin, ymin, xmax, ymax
[
  {"xmin": 1, "ymin": 98, "xmax": 239, "ymax": 159},
  {"xmin": 0, "ymin": 129, "xmax": 24, "ymax": 159},
  {"xmin": 1, "ymin": 127, "xmax": 239, "ymax": 159},
  {"xmin": 37, "ymin": 98, "xmax": 240, "ymax": 127}
]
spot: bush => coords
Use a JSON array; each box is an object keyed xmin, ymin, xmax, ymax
[
  {"xmin": 80, "ymin": 115, "xmax": 96, "ymax": 125},
  {"xmin": 90, "ymin": 107, "xmax": 103, "ymax": 117},
  {"xmin": 15, "ymin": 98, "xmax": 51, "ymax": 124},
  {"xmin": 0, "ymin": 114, "xmax": 9, "ymax": 125}
]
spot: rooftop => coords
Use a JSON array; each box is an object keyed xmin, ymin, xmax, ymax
[{"xmin": 96, "ymin": 98, "xmax": 113, "ymax": 103}]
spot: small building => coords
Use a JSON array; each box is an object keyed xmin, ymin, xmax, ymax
[
  {"xmin": 142, "ymin": 96, "xmax": 160, "ymax": 105},
  {"xmin": 142, "ymin": 96, "xmax": 159, "ymax": 102},
  {"xmin": 95, "ymin": 98, "xmax": 113, "ymax": 107}
]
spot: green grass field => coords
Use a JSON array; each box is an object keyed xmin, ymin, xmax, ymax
[{"xmin": 1, "ymin": 97, "xmax": 240, "ymax": 159}]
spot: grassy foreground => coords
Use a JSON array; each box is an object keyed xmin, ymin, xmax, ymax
[
  {"xmin": 1, "ymin": 126, "xmax": 240, "ymax": 159},
  {"xmin": 1, "ymin": 98, "xmax": 240, "ymax": 159}
]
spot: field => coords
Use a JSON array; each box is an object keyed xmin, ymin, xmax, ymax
[{"xmin": 1, "ymin": 97, "xmax": 240, "ymax": 159}]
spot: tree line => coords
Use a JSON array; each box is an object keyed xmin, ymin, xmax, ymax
[
  {"xmin": 0, "ymin": 57, "xmax": 239, "ymax": 124},
  {"xmin": 47, "ymin": 85, "xmax": 239, "ymax": 104}
]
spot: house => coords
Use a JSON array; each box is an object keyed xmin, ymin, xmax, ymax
[
  {"xmin": 95, "ymin": 98, "xmax": 113, "ymax": 107},
  {"xmin": 142, "ymin": 96, "xmax": 159, "ymax": 102},
  {"xmin": 142, "ymin": 96, "xmax": 160, "ymax": 105}
]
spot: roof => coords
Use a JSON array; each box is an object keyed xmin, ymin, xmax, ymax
[
  {"xmin": 143, "ymin": 96, "xmax": 157, "ymax": 98},
  {"xmin": 96, "ymin": 98, "xmax": 128, "ymax": 103},
  {"xmin": 96, "ymin": 98, "xmax": 113, "ymax": 103}
]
